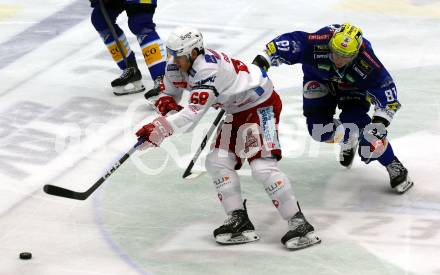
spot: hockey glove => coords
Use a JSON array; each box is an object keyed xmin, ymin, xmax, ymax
[
  {"xmin": 155, "ymin": 96, "xmax": 183, "ymax": 116},
  {"xmin": 136, "ymin": 116, "xmax": 174, "ymax": 148},
  {"xmin": 365, "ymin": 122, "xmax": 388, "ymax": 153}
]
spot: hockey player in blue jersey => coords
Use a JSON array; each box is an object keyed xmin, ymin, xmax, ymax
[
  {"xmin": 252, "ymin": 23, "xmax": 413, "ymax": 194},
  {"xmin": 90, "ymin": 0, "xmax": 166, "ymax": 96}
]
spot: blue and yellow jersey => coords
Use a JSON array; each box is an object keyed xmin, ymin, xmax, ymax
[{"xmin": 265, "ymin": 24, "xmax": 401, "ymax": 119}]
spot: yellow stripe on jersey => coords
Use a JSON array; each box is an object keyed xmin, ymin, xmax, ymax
[
  {"xmin": 140, "ymin": 0, "xmax": 153, "ymax": 4},
  {"xmin": 142, "ymin": 43, "xmax": 163, "ymax": 65}
]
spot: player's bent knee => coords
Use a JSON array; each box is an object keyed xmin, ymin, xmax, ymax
[{"xmin": 127, "ymin": 13, "xmax": 156, "ymax": 35}]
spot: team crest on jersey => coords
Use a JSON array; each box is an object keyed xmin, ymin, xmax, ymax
[{"xmin": 244, "ymin": 129, "xmax": 259, "ymax": 154}]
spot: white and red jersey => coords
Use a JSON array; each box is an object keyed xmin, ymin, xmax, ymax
[{"xmin": 160, "ymin": 48, "xmax": 274, "ymax": 132}]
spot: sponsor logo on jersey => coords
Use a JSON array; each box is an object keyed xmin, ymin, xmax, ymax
[
  {"xmin": 314, "ymin": 53, "xmax": 329, "ymax": 59},
  {"xmin": 361, "ymin": 51, "xmax": 381, "ymax": 69},
  {"xmin": 353, "ymin": 65, "xmax": 367, "ymax": 79},
  {"xmin": 306, "ymin": 81, "xmax": 321, "ymax": 90},
  {"xmin": 172, "ymin": 81, "xmax": 188, "ymax": 88},
  {"xmin": 314, "ymin": 44, "xmax": 330, "ymax": 52},
  {"xmin": 266, "ymin": 42, "xmax": 277, "ymax": 55},
  {"xmin": 318, "ymin": 63, "xmax": 331, "ymax": 71},
  {"xmin": 358, "ymin": 59, "xmax": 371, "ymax": 71},
  {"xmin": 308, "ymin": 34, "xmax": 331, "ymax": 41},
  {"xmin": 345, "ymin": 74, "xmax": 355, "ymax": 83},
  {"xmin": 257, "ymin": 107, "xmax": 280, "ymax": 150},
  {"xmin": 196, "ymin": 76, "xmax": 216, "ymax": 85}
]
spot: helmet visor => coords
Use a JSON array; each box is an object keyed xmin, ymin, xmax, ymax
[{"xmin": 167, "ymin": 47, "xmax": 184, "ymax": 58}]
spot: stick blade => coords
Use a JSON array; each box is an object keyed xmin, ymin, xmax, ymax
[
  {"xmin": 43, "ymin": 184, "xmax": 87, "ymax": 200},
  {"xmin": 182, "ymin": 171, "xmax": 206, "ymax": 180}
]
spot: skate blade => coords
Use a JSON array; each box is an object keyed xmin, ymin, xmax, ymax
[
  {"xmin": 285, "ymin": 232, "xmax": 321, "ymax": 250},
  {"xmin": 215, "ymin": 230, "xmax": 259, "ymax": 245},
  {"xmin": 113, "ymin": 80, "xmax": 145, "ymax": 96},
  {"xmin": 395, "ymin": 175, "xmax": 414, "ymax": 194}
]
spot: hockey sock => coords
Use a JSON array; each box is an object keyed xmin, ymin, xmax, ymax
[
  {"xmin": 137, "ymin": 31, "xmax": 166, "ymax": 80},
  {"xmin": 206, "ymin": 149, "xmax": 243, "ymax": 214},
  {"xmin": 250, "ymin": 158, "xmax": 299, "ymax": 220}
]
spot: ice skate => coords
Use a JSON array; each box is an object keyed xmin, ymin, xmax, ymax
[
  {"xmin": 281, "ymin": 211, "xmax": 321, "ymax": 250},
  {"xmin": 144, "ymin": 75, "xmax": 164, "ymax": 100},
  {"xmin": 213, "ymin": 200, "xmax": 259, "ymax": 245},
  {"xmin": 339, "ymin": 135, "xmax": 359, "ymax": 168},
  {"xmin": 386, "ymin": 157, "xmax": 414, "ymax": 194},
  {"xmin": 111, "ymin": 67, "xmax": 145, "ymax": 96}
]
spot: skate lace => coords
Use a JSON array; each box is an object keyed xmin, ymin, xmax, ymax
[
  {"xmin": 387, "ymin": 160, "xmax": 404, "ymax": 179},
  {"xmin": 342, "ymin": 148, "xmax": 352, "ymax": 156},
  {"xmin": 154, "ymin": 76, "xmax": 163, "ymax": 89},
  {"xmin": 288, "ymin": 217, "xmax": 305, "ymax": 231},
  {"xmin": 224, "ymin": 214, "xmax": 240, "ymax": 226},
  {"xmin": 121, "ymin": 68, "xmax": 133, "ymax": 79}
]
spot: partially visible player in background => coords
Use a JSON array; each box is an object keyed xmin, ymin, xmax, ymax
[
  {"xmin": 135, "ymin": 26, "xmax": 321, "ymax": 250},
  {"xmin": 90, "ymin": 0, "xmax": 166, "ymax": 96},
  {"xmin": 253, "ymin": 23, "xmax": 413, "ymax": 194}
]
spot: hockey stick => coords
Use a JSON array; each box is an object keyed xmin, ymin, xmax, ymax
[
  {"xmin": 98, "ymin": 0, "xmax": 128, "ymax": 67},
  {"xmin": 43, "ymin": 138, "xmax": 145, "ymax": 200},
  {"xmin": 182, "ymin": 109, "xmax": 225, "ymax": 179}
]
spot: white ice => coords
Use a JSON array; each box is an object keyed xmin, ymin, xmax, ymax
[{"xmin": 1, "ymin": 0, "xmax": 440, "ymax": 274}]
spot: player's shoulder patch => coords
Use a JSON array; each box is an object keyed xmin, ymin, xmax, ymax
[
  {"xmin": 167, "ymin": 63, "xmax": 179, "ymax": 71},
  {"xmin": 205, "ymin": 54, "xmax": 218, "ymax": 64},
  {"xmin": 188, "ymin": 68, "xmax": 197, "ymax": 77}
]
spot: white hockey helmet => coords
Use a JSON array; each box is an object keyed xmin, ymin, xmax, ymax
[{"xmin": 166, "ymin": 26, "xmax": 204, "ymax": 59}]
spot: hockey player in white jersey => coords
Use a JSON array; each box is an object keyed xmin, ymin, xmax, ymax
[{"xmin": 135, "ymin": 26, "xmax": 321, "ymax": 250}]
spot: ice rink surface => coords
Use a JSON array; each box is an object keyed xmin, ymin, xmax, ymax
[{"xmin": 1, "ymin": 0, "xmax": 440, "ymax": 274}]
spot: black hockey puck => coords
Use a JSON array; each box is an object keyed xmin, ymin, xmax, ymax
[{"xmin": 19, "ymin": 252, "xmax": 32, "ymax": 260}]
